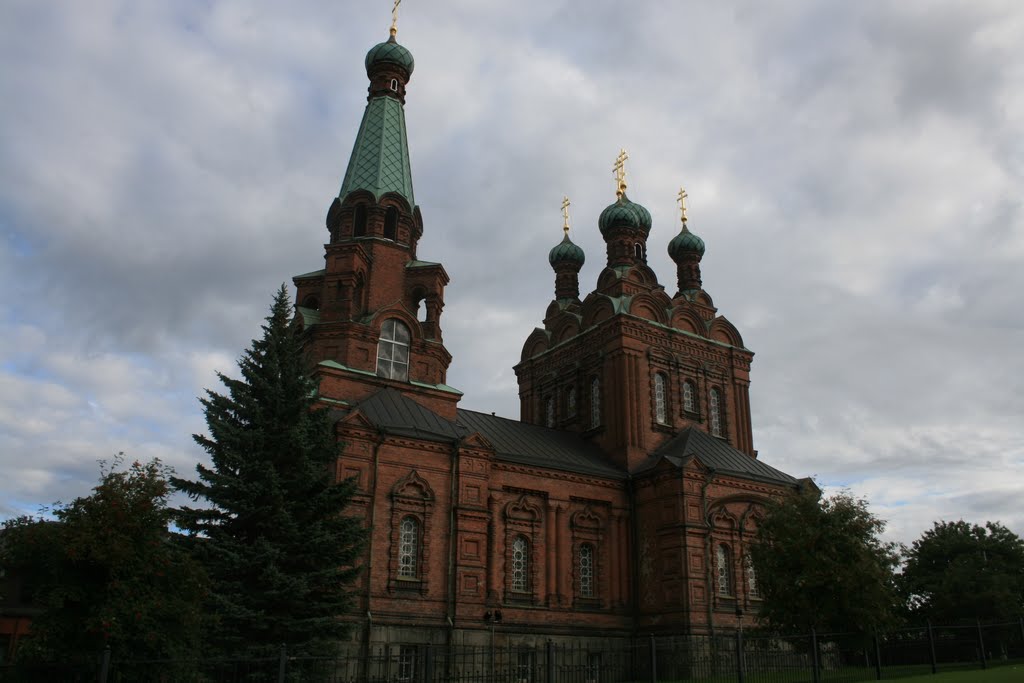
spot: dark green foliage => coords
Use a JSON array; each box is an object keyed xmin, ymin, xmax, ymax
[
  {"xmin": 750, "ymin": 488, "xmax": 900, "ymax": 634},
  {"xmin": 173, "ymin": 285, "xmax": 365, "ymax": 657},
  {"xmin": 0, "ymin": 458, "xmax": 205, "ymax": 664},
  {"xmin": 900, "ymin": 520, "xmax": 1024, "ymax": 622}
]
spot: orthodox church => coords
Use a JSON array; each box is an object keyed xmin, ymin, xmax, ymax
[{"xmin": 291, "ymin": 20, "xmax": 806, "ymax": 649}]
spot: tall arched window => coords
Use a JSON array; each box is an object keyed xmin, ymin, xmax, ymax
[
  {"xmin": 716, "ymin": 544, "xmax": 732, "ymax": 595},
  {"xmin": 377, "ymin": 319, "xmax": 411, "ymax": 381},
  {"xmin": 398, "ymin": 516, "xmax": 419, "ymax": 578},
  {"xmin": 579, "ymin": 543, "xmax": 595, "ymax": 598},
  {"xmin": 566, "ymin": 387, "xmax": 577, "ymax": 417},
  {"xmin": 511, "ymin": 536, "xmax": 530, "ymax": 593},
  {"xmin": 709, "ymin": 388, "xmax": 723, "ymax": 437},
  {"xmin": 384, "ymin": 206, "xmax": 399, "ymax": 240},
  {"xmin": 353, "ymin": 205, "xmax": 367, "ymax": 237},
  {"xmin": 654, "ymin": 373, "xmax": 667, "ymax": 424},
  {"xmin": 589, "ymin": 377, "xmax": 601, "ymax": 429},
  {"xmin": 682, "ymin": 380, "xmax": 696, "ymax": 413},
  {"xmin": 545, "ymin": 396, "xmax": 555, "ymax": 428},
  {"xmin": 745, "ymin": 554, "xmax": 759, "ymax": 599},
  {"xmin": 634, "ymin": 243, "xmax": 643, "ymax": 260}
]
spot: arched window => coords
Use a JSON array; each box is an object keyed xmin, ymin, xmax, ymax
[
  {"xmin": 634, "ymin": 243, "xmax": 643, "ymax": 260},
  {"xmin": 716, "ymin": 544, "xmax": 732, "ymax": 595},
  {"xmin": 377, "ymin": 319, "xmax": 411, "ymax": 381},
  {"xmin": 511, "ymin": 536, "xmax": 530, "ymax": 593},
  {"xmin": 384, "ymin": 206, "xmax": 399, "ymax": 240},
  {"xmin": 745, "ymin": 554, "xmax": 759, "ymax": 599},
  {"xmin": 353, "ymin": 205, "xmax": 367, "ymax": 237},
  {"xmin": 579, "ymin": 543, "xmax": 595, "ymax": 598},
  {"xmin": 398, "ymin": 516, "xmax": 419, "ymax": 578},
  {"xmin": 589, "ymin": 377, "xmax": 601, "ymax": 428},
  {"xmin": 390, "ymin": 78, "xmax": 399, "ymax": 92},
  {"xmin": 566, "ymin": 387, "xmax": 577, "ymax": 417},
  {"xmin": 301, "ymin": 295, "xmax": 320, "ymax": 311},
  {"xmin": 682, "ymin": 380, "xmax": 696, "ymax": 413},
  {"xmin": 654, "ymin": 373, "xmax": 667, "ymax": 424},
  {"xmin": 709, "ymin": 388, "xmax": 723, "ymax": 437},
  {"xmin": 545, "ymin": 396, "xmax": 555, "ymax": 428}
]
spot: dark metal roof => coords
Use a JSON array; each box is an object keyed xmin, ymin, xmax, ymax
[
  {"xmin": 645, "ymin": 427, "xmax": 798, "ymax": 486},
  {"xmin": 456, "ymin": 410, "xmax": 626, "ymax": 479},
  {"xmin": 355, "ymin": 388, "xmax": 469, "ymax": 442}
]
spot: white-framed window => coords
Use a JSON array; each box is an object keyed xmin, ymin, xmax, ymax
[
  {"xmin": 746, "ymin": 554, "xmax": 759, "ymax": 599},
  {"xmin": 397, "ymin": 645, "xmax": 416, "ymax": 681},
  {"xmin": 511, "ymin": 535, "xmax": 530, "ymax": 593},
  {"xmin": 390, "ymin": 78, "xmax": 399, "ymax": 92},
  {"xmin": 716, "ymin": 544, "xmax": 732, "ymax": 595},
  {"xmin": 567, "ymin": 386, "xmax": 577, "ymax": 417},
  {"xmin": 709, "ymin": 387, "xmax": 722, "ymax": 437},
  {"xmin": 398, "ymin": 516, "xmax": 419, "ymax": 578},
  {"xmin": 682, "ymin": 380, "xmax": 696, "ymax": 413},
  {"xmin": 589, "ymin": 377, "xmax": 601, "ymax": 429},
  {"xmin": 654, "ymin": 373, "xmax": 667, "ymax": 424},
  {"xmin": 377, "ymin": 319, "xmax": 411, "ymax": 381},
  {"xmin": 579, "ymin": 543, "xmax": 595, "ymax": 598},
  {"xmin": 545, "ymin": 395, "xmax": 555, "ymax": 427}
]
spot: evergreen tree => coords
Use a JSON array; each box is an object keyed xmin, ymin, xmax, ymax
[
  {"xmin": 750, "ymin": 488, "xmax": 901, "ymax": 634},
  {"xmin": 1, "ymin": 458, "xmax": 205, "ymax": 666},
  {"xmin": 173, "ymin": 286, "xmax": 365, "ymax": 656}
]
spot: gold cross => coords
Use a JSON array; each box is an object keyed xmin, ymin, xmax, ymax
[
  {"xmin": 613, "ymin": 148, "xmax": 629, "ymax": 197},
  {"xmin": 561, "ymin": 196, "xmax": 571, "ymax": 235},
  {"xmin": 677, "ymin": 186, "xmax": 689, "ymax": 223},
  {"xmin": 390, "ymin": 0, "xmax": 402, "ymax": 36}
]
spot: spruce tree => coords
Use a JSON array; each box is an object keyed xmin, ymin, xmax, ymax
[{"xmin": 174, "ymin": 285, "xmax": 364, "ymax": 656}]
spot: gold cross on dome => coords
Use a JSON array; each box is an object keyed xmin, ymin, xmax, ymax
[
  {"xmin": 613, "ymin": 148, "xmax": 629, "ymax": 197},
  {"xmin": 390, "ymin": 0, "xmax": 402, "ymax": 36},
  {"xmin": 677, "ymin": 186, "xmax": 689, "ymax": 223},
  {"xmin": 561, "ymin": 196, "xmax": 571, "ymax": 235}
]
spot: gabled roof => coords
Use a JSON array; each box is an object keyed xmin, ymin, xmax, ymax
[
  {"xmin": 354, "ymin": 388, "xmax": 468, "ymax": 442},
  {"xmin": 643, "ymin": 427, "xmax": 797, "ymax": 487},
  {"xmin": 456, "ymin": 410, "xmax": 626, "ymax": 480}
]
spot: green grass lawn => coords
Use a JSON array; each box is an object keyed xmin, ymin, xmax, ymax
[{"xmin": 882, "ymin": 665, "xmax": 1024, "ymax": 682}]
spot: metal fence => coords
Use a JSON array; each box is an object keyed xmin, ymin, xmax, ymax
[{"xmin": 2, "ymin": 618, "xmax": 1022, "ymax": 682}]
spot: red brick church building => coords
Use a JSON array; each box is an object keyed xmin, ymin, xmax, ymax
[{"xmin": 291, "ymin": 24, "xmax": 806, "ymax": 649}]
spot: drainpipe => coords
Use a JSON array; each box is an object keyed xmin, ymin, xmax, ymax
[
  {"xmin": 361, "ymin": 431, "xmax": 385, "ymax": 666},
  {"xmin": 447, "ymin": 438, "xmax": 463, "ymax": 649}
]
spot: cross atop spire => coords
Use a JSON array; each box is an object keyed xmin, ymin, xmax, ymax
[
  {"xmin": 390, "ymin": 0, "xmax": 402, "ymax": 37},
  {"xmin": 613, "ymin": 148, "xmax": 629, "ymax": 198},
  {"xmin": 561, "ymin": 196, "xmax": 571, "ymax": 235},
  {"xmin": 677, "ymin": 186, "xmax": 689, "ymax": 224}
]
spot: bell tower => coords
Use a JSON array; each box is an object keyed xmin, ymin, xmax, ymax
[{"xmin": 293, "ymin": 23, "xmax": 460, "ymax": 418}]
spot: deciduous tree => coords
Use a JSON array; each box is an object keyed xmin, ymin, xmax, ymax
[
  {"xmin": 0, "ymin": 458, "xmax": 205, "ymax": 664},
  {"xmin": 900, "ymin": 520, "xmax": 1024, "ymax": 622},
  {"xmin": 750, "ymin": 487, "xmax": 900, "ymax": 634}
]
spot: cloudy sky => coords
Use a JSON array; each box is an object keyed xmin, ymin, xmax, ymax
[{"xmin": 2, "ymin": 0, "xmax": 1022, "ymax": 546}]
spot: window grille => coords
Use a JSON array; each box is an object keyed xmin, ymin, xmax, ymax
[
  {"xmin": 377, "ymin": 319, "xmax": 411, "ymax": 381},
  {"xmin": 398, "ymin": 516, "xmax": 418, "ymax": 578},
  {"xmin": 511, "ymin": 536, "xmax": 529, "ymax": 593},
  {"xmin": 709, "ymin": 388, "xmax": 722, "ymax": 436},
  {"xmin": 579, "ymin": 543, "xmax": 594, "ymax": 598},
  {"xmin": 654, "ymin": 373, "xmax": 667, "ymax": 424}
]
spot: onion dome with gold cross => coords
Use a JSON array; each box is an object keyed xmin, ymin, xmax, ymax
[
  {"xmin": 365, "ymin": 36, "xmax": 415, "ymax": 77},
  {"xmin": 668, "ymin": 187, "xmax": 705, "ymax": 292},
  {"xmin": 598, "ymin": 149, "xmax": 652, "ymax": 236}
]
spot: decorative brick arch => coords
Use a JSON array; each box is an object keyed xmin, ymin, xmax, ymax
[
  {"xmin": 388, "ymin": 470, "xmax": 435, "ymax": 596},
  {"xmin": 503, "ymin": 495, "xmax": 543, "ymax": 603},
  {"xmin": 570, "ymin": 506, "xmax": 606, "ymax": 605}
]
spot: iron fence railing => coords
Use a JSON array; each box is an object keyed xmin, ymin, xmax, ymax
[{"xmin": 2, "ymin": 617, "xmax": 1022, "ymax": 682}]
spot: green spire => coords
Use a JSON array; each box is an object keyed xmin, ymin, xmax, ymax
[{"xmin": 338, "ymin": 95, "xmax": 415, "ymax": 206}]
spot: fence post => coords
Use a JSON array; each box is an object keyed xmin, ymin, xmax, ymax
[
  {"xmin": 735, "ymin": 628, "xmax": 745, "ymax": 683},
  {"xmin": 810, "ymin": 628, "xmax": 820, "ymax": 683},
  {"xmin": 648, "ymin": 633, "xmax": 657, "ymax": 683},
  {"xmin": 976, "ymin": 619, "xmax": 987, "ymax": 670},
  {"xmin": 873, "ymin": 632, "xmax": 882, "ymax": 680},
  {"xmin": 98, "ymin": 646, "xmax": 110, "ymax": 683},
  {"xmin": 277, "ymin": 643, "xmax": 287, "ymax": 683},
  {"xmin": 546, "ymin": 640, "xmax": 555, "ymax": 683},
  {"xmin": 927, "ymin": 620, "xmax": 937, "ymax": 674},
  {"xmin": 1019, "ymin": 616, "xmax": 1024, "ymax": 648},
  {"xmin": 425, "ymin": 644, "xmax": 434, "ymax": 682}
]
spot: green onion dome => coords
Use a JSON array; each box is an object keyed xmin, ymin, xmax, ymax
[
  {"xmin": 668, "ymin": 224, "xmax": 705, "ymax": 259},
  {"xmin": 598, "ymin": 194, "xmax": 652, "ymax": 236},
  {"xmin": 548, "ymin": 233, "xmax": 586, "ymax": 267},
  {"xmin": 365, "ymin": 36, "xmax": 415, "ymax": 77}
]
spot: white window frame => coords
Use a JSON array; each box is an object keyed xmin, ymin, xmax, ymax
[
  {"xmin": 377, "ymin": 319, "xmax": 411, "ymax": 381},
  {"xmin": 654, "ymin": 373, "xmax": 667, "ymax": 424},
  {"xmin": 398, "ymin": 516, "xmax": 419, "ymax": 578}
]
